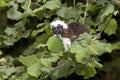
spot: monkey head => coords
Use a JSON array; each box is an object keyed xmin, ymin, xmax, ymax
[{"xmin": 50, "ymin": 20, "xmax": 68, "ymax": 35}]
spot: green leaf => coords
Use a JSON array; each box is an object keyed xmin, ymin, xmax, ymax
[
  {"xmin": 70, "ymin": 45, "xmax": 86, "ymax": 63},
  {"xmin": 31, "ymin": 23, "xmax": 48, "ymax": 37},
  {"xmin": 100, "ymin": 3, "xmax": 114, "ymax": 23},
  {"xmin": 19, "ymin": 55, "xmax": 38, "ymax": 67},
  {"xmin": 73, "ymin": 33, "xmax": 92, "ymax": 46},
  {"xmin": 23, "ymin": 46, "xmax": 36, "ymax": 55},
  {"xmin": 41, "ymin": 58, "xmax": 52, "ymax": 67},
  {"xmin": 53, "ymin": 60, "xmax": 74, "ymax": 78},
  {"xmin": 47, "ymin": 36, "xmax": 63, "ymax": 52},
  {"xmin": 17, "ymin": 30, "xmax": 31, "ymax": 39},
  {"xmin": 7, "ymin": 7, "xmax": 22, "ymax": 20},
  {"xmin": 8, "ymin": 1, "xmax": 18, "ymax": 9},
  {"xmin": 104, "ymin": 19, "xmax": 117, "ymax": 35},
  {"xmin": 16, "ymin": 0, "xmax": 25, "ymax": 3},
  {"xmin": 0, "ymin": 50, "xmax": 3, "ymax": 55},
  {"xmin": 75, "ymin": 64, "xmax": 96, "ymax": 79},
  {"xmin": 15, "ymin": 19, "xmax": 26, "ymax": 28},
  {"xmin": 3, "ymin": 38, "xmax": 17, "ymax": 46},
  {"xmin": 91, "ymin": 58, "xmax": 103, "ymax": 68},
  {"xmin": 57, "ymin": 7, "xmax": 77, "ymax": 19},
  {"xmin": 0, "ymin": 66, "xmax": 16, "ymax": 76},
  {"xmin": 22, "ymin": 0, "xmax": 31, "ymax": 10},
  {"xmin": 97, "ymin": 0, "xmax": 107, "ymax": 5},
  {"xmin": 4, "ymin": 27, "xmax": 16, "ymax": 36},
  {"xmin": 112, "ymin": 41, "xmax": 120, "ymax": 50},
  {"xmin": 0, "ymin": 0, "xmax": 6, "ymax": 7},
  {"xmin": 27, "ymin": 61, "xmax": 43, "ymax": 78},
  {"xmin": 44, "ymin": 0, "xmax": 61, "ymax": 10},
  {"xmin": 87, "ymin": 40, "xmax": 112, "ymax": 55}
]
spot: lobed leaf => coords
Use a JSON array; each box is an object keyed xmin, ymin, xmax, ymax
[
  {"xmin": 7, "ymin": 7, "xmax": 22, "ymax": 20},
  {"xmin": 57, "ymin": 7, "xmax": 77, "ymax": 19},
  {"xmin": 100, "ymin": 3, "xmax": 114, "ymax": 23},
  {"xmin": 44, "ymin": 0, "xmax": 61, "ymax": 10},
  {"xmin": 53, "ymin": 60, "xmax": 74, "ymax": 78},
  {"xmin": 19, "ymin": 55, "xmax": 38, "ymax": 67},
  {"xmin": 70, "ymin": 45, "xmax": 86, "ymax": 63},
  {"xmin": 75, "ymin": 64, "xmax": 96, "ymax": 79},
  {"xmin": 4, "ymin": 27, "xmax": 16, "ymax": 36},
  {"xmin": 3, "ymin": 38, "xmax": 17, "ymax": 46},
  {"xmin": 27, "ymin": 61, "xmax": 43, "ymax": 78}
]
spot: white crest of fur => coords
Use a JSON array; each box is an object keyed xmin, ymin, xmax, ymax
[{"xmin": 50, "ymin": 20, "xmax": 68, "ymax": 29}]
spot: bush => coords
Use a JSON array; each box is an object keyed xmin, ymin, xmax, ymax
[{"xmin": 0, "ymin": 0, "xmax": 120, "ymax": 80}]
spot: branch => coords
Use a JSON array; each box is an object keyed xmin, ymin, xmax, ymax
[{"xmin": 91, "ymin": 13, "xmax": 113, "ymax": 43}]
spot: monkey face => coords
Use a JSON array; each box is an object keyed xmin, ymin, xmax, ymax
[
  {"xmin": 51, "ymin": 24, "xmax": 64, "ymax": 34},
  {"xmin": 50, "ymin": 20, "xmax": 68, "ymax": 35}
]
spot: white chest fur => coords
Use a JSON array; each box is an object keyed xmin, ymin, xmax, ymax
[{"xmin": 61, "ymin": 37, "xmax": 71, "ymax": 51}]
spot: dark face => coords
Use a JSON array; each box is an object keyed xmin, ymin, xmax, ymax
[{"xmin": 52, "ymin": 24, "xmax": 64, "ymax": 35}]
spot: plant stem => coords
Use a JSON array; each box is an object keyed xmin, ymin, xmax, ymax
[
  {"xmin": 73, "ymin": 0, "xmax": 76, "ymax": 7},
  {"xmin": 83, "ymin": 0, "xmax": 89, "ymax": 23}
]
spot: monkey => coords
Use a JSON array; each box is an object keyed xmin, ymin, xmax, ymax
[{"xmin": 50, "ymin": 20, "xmax": 89, "ymax": 51}]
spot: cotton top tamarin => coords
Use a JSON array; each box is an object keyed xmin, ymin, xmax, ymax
[{"xmin": 50, "ymin": 20, "xmax": 89, "ymax": 51}]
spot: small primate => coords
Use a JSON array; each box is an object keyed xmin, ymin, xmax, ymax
[{"xmin": 50, "ymin": 20, "xmax": 89, "ymax": 51}]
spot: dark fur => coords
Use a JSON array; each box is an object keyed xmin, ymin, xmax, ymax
[{"xmin": 62, "ymin": 23, "xmax": 89, "ymax": 42}]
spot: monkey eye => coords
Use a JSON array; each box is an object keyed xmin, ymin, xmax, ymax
[
  {"xmin": 58, "ymin": 24, "xmax": 63, "ymax": 28},
  {"xmin": 57, "ymin": 27, "xmax": 60, "ymax": 29}
]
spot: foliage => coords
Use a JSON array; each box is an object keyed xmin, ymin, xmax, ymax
[{"xmin": 0, "ymin": 0, "xmax": 120, "ymax": 80}]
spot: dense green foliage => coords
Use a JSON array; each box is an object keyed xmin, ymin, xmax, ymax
[{"xmin": 0, "ymin": 0, "xmax": 120, "ymax": 80}]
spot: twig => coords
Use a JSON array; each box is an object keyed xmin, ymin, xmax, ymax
[
  {"xmin": 91, "ymin": 13, "xmax": 113, "ymax": 43},
  {"xmin": 73, "ymin": 0, "xmax": 76, "ymax": 7},
  {"xmin": 83, "ymin": 0, "xmax": 89, "ymax": 23}
]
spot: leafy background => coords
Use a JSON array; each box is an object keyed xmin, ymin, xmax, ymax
[{"xmin": 0, "ymin": 0, "xmax": 120, "ymax": 80}]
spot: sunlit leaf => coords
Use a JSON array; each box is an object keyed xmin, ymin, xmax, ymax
[
  {"xmin": 41, "ymin": 58, "xmax": 52, "ymax": 67},
  {"xmin": 87, "ymin": 40, "xmax": 112, "ymax": 55},
  {"xmin": 19, "ymin": 55, "xmax": 38, "ymax": 67},
  {"xmin": 0, "ymin": 0, "xmax": 6, "ymax": 7},
  {"xmin": 27, "ymin": 61, "xmax": 43, "ymax": 78},
  {"xmin": 70, "ymin": 45, "xmax": 86, "ymax": 63},
  {"xmin": 47, "ymin": 36, "xmax": 63, "ymax": 52},
  {"xmin": 104, "ymin": 19, "xmax": 117, "ymax": 35}
]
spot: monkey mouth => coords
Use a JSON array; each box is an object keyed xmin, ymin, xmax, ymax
[{"xmin": 52, "ymin": 28, "xmax": 64, "ymax": 34}]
